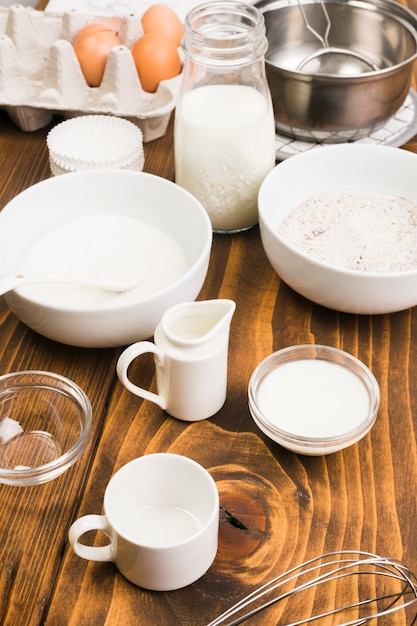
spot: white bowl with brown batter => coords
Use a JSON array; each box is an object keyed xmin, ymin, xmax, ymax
[{"xmin": 258, "ymin": 144, "xmax": 417, "ymax": 314}]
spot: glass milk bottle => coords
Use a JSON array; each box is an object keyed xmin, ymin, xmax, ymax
[{"xmin": 174, "ymin": 1, "xmax": 276, "ymax": 233}]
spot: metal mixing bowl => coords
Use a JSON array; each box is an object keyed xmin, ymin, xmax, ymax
[{"xmin": 255, "ymin": 0, "xmax": 417, "ymax": 142}]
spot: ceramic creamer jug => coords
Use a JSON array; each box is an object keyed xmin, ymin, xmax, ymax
[{"xmin": 116, "ymin": 299, "xmax": 236, "ymax": 421}]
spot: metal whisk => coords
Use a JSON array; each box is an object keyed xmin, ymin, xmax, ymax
[
  {"xmin": 296, "ymin": 0, "xmax": 379, "ymax": 73},
  {"xmin": 207, "ymin": 550, "xmax": 417, "ymax": 625}
]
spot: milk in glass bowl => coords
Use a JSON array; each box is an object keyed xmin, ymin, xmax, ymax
[{"xmin": 248, "ymin": 344, "xmax": 380, "ymax": 455}]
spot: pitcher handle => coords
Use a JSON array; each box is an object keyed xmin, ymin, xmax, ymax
[{"xmin": 116, "ymin": 341, "xmax": 167, "ymax": 410}]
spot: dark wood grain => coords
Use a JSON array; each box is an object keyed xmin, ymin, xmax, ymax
[{"xmin": 0, "ymin": 3, "xmax": 416, "ymax": 624}]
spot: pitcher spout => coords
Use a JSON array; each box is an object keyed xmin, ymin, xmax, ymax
[{"xmin": 161, "ymin": 299, "xmax": 236, "ymax": 346}]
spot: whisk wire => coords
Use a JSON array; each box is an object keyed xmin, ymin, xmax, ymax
[
  {"xmin": 215, "ymin": 574, "xmax": 414, "ymax": 626},
  {"xmin": 297, "ymin": 0, "xmax": 331, "ymax": 47},
  {"xmin": 206, "ymin": 550, "xmax": 417, "ymax": 626}
]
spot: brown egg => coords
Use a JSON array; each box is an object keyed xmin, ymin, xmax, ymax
[
  {"xmin": 73, "ymin": 26, "xmax": 121, "ymax": 87},
  {"xmin": 141, "ymin": 4, "xmax": 184, "ymax": 48},
  {"xmin": 74, "ymin": 23, "xmax": 111, "ymax": 46},
  {"xmin": 132, "ymin": 32, "xmax": 181, "ymax": 93},
  {"xmin": 73, "ymin": 19, "xmax": 120, "ymax": 45}
]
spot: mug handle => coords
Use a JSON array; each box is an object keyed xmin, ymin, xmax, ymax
[
  {"xmin": 116, "ymin": 341, "xmax": 167, "ymax": 410},
  {"xmin": 68, "ymin": 514, "xmax": 114, "ymax": 562}
]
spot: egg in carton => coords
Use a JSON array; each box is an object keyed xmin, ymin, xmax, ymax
[{"xmin": 0, "ymin": 4, "xmax": 182, "ymax": 141}]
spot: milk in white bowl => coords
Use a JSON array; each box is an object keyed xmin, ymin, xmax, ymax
[{"xmin": 17, "ymin": 214, "xmax": 189, "ymax": 307}]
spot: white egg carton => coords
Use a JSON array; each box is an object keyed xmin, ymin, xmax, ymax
[{"xmin": 0, "ymin": 4, "xmax": 182, "ymax": 141}]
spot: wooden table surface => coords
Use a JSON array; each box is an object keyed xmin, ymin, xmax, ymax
[{"xmin": 2, "ymin": 3, "xmax": 417, "ymax": 624}]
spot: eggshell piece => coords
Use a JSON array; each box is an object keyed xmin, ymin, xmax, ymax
[
  {"xmin": 132, "ymin": 32, "xmax": 181, "ymax": 93},
  {"xmin": 94, "ymin": 16, "xmax": 123, "ymax": 32},
  {"xmin": 141, "ymin": 4, "xmax": 184, "ymax": 48}
]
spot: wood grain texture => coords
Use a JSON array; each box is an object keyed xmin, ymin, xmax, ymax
[{"xmin": 0, "ymin": 5, "xmax": 417, "ymax": 622}]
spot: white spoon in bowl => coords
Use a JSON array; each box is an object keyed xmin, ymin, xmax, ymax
[{"xmin": 0, "ymin": 262, "xmax": 147, "ymax": 297}]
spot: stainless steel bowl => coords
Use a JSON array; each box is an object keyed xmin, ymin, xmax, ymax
[{"xmin": 256, "ymin": 0, "xmax": 417, "ymax": 142}]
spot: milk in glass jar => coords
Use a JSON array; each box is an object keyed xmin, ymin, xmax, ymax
[{"xmin": 174, "ymin": 1, "xmax": 276, "ymax": 233}]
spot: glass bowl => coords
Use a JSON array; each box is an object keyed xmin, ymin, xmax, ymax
[
  {"xmin": 0, "ymin": 371, "xmax": 92, "ymax": 486},
  {"xmin": 248, "ymin": 344, "xmax": 380, "ymax": 455}
]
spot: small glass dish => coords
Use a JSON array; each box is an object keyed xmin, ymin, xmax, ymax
[
  {"xmin": 0, "ymin": 371, "xmax": 92, "ymax": 486},
  {"xmin": 248, "ymin": 344, "xmax": 380, "ymax": 455},
  {"xmin": 46, "ymin": 114, "xmax": 144, "ymax": 175}
]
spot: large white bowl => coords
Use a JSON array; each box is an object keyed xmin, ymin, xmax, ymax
[
  {"xmin": 258, "ymin": 144, "xmax": 417, "ymax": 315},
  {"xmin": 0, "ymin": 170, "xmax": 212, "ymax": 347}
]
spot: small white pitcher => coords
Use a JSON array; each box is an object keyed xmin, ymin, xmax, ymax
[{"xmin": 116, "ymin": 299, "xmax": 236, "ymax": 421}]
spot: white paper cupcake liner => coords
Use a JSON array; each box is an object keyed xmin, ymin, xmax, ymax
[{"xmin": 47, "ymin": 114, "xmax": 145, "ymax": 173}]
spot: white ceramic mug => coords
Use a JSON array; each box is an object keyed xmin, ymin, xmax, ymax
[
  {"xmin": 116, "ymin": 299, "xmax": 236, "ymax": 421},
  {"xmin": 68, "ymin": 453, "xmax": 219, "ymax": 591}
]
